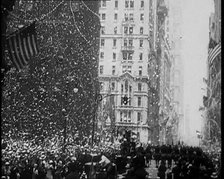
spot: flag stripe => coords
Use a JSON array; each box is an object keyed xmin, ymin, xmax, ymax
[
  {"xmin": 208, "ymin": 43, "xmax": 221, "ymax": 65},
  {"xmin": 27, "ymin": 35, "xmax": 34, "ymax": 57},
  {"xmin": 17, "ymin": 34, "xmax": 28, "ymax": 67},
  {"xmin": 32, "ymin": 34, "xmax": 38, "ymax": 54},
  {"xmin": 29, "ymin": 34, "xmax": 36, "ymax": 56},
  {"xmin": 13, "ymin": 34, "xmax": 26, "ymax": 69},
  {"xmin": 21, "ymin": 35, "xmax": 30, "ymax": 61},
  {"xmin": 208, "ymin": 44, "xmax": 220, "ymax": 59},
  {"xmin": 6, "ymin": 22, "xmax": 39, "ymax": 71},
  {"xmin": 17, "ymin": 34, "xmax": 28, "ymax": 66},
  {"xmin": 209, "ymin": 46, "xmax": 220, "ymax": 62},
  {"xmin": 7, "ymin": 37, "xmax": 22, "ymax": 70},
  {"xmin": 23, "ymin": 37, "xmax": 31, "ymax": 59}
]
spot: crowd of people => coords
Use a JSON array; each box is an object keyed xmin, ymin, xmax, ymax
[
  {"xmin": 1, "ymin": 136, "xmax": 221, "ymax": 179},
  {"xmin": 119, "ymin": 139, "xmax": 221, "ymax": 179}
]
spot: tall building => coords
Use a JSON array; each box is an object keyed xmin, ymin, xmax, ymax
[
  {"xmin": 155, "ymin": 0, "xmax": 175, "ymax": 145},
  {"xmin": 97, "ymin": 0, "xmax": 179, "ymax": 145},
  {"xmin": 203, "ymin": 0, "xmax": 221, "ymax": 145},
  {"xmin": 147, "ymin": 0, "xmax": 160, "ymax": 145},
  {"xmin": 165, "ymin": 0, "xmax": 184, "ymax": 144},
  {"xmin": 98, "ymin": 0, "xmax": 155, "ymax": 143}
]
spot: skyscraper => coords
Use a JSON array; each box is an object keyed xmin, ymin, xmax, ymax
[{"xmin": 98, "ymin": 0, "xmax": 154, "ymax": 143}]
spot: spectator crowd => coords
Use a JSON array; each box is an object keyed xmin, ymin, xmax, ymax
[{"xmin": 1, "ymin": 137, "xmax": 221, "ymax": 179}]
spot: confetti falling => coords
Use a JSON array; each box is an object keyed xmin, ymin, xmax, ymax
[{"xmin": 2, "ymin": 0, "xmax": 101, "ymax": 141}]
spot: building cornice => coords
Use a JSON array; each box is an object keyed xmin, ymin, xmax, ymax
[
  {"xmin": 99, "ymin": 34, "xmax": 150, "ymax": 39},
  {"xmin": 99, "ymin": 73, "xmax": 149, "ymax": 83}
]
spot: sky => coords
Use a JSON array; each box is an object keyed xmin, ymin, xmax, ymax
[{"xmin": 181, "ymin": 0, "xmax": 214, "ymax": 146}]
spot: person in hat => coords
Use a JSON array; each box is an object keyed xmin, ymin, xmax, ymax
[
  {"xmin": 65, "ymin": 161, "xmax": 80, "ymax": 179},
  {"xmin": 157, "ymin": 160, "xmax": 166, "ymax": 179},
  {"xmin": 99, "ymin": 152, "xmax": 115, "ymax": 179},
  {"xmin": 145, "ymin": 143, "xmax": 152, "ymax": 167}
]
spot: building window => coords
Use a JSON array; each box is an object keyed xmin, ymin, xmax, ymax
[
  {"xmin": 123, "ymin": 65, "xmax": 131, "ymax": 73},
  {"xmin": 114, "ymin": 27, "xmax": 117, "ymax": 34},
  {"xmin": 129, "ymin": 39, "xmax": 133, "ymax": 46},
  {"xmin": 100, "ymin": 82, "xmax": 104, "ymax": 90},
  {"xmin": 100, "ymin": 52, "xmax": 104, "ymax": 59},
  {"xmin": 141, "ymin": 0, "xmax": 144, "ymax": 8},
  {"xmin": 140, "ymin": 13, "xmax": 144, "ymax": 21},
  {"xmin": 138, "ymin": 97, "xmax": 141, "ymax": 107},
  {"xmin": 120, "ymin": 111, "xmax": 123, "ymax": 121},
  {"xmin": 113, "ymin": 39, "xmax": 117, "ymax": 47},
  {"xmin": 112, "ymin": 66, "xmax": 115, "ymax": 75},
  {"xmin": 124, "ymin": 39, "xmax": 127, "ymax": 46},
  {"xmin": 100, "ymin": 65, "xmax": 103, "ymax": 74},
  {"xmin": 138, "ymin": 83, "xmax": 142, "ymax": 91},
  {"xmin": 113, "ymin": 53, "xmax": 116, "ymax": 60},
  {"xmin": 129, "ymin": 13, "xmax": 134, "ymax": 21},
  {"xmin": 115, "ymin": 0, "xmax": 118, "ymax": 8},
  {"xmin": 129, "ymin": 27, "xmax": 133, "ymax": 34},
  {"xmin": 125, "ymin": 0, "xmax": 129, "ymax": 8},
  {"xmin": 124, "ymin": 26, "xmax": 128, "ymax": 34},
  {"xmin": 130, "ymin": 0, "xmax": 134, "ymax": 8},
  {"xmin": 139, "ymin": 66, "xmax": 142, "ymax": 76},
  {"xmin": 121, "ymin": 84, "xmax": 124, "ymax": 93},
  {"xmin": 100, "ymin": 39, "xmax": 105, "ymax": 47},
  {"xmin": 129, "ymin": 85, "xmax": 132, "ymax": 93},
  {"xmin": 122, "ymin": 66, "xmax": 126, "ymax": 73},
  {"xmin": 102, "ymin": 13, "xmax": 106, "ymax": 20},
  {"xmin": 101, "ymin": 26, "xmax": 105, "ymax": 34},
  {"xmin": 124, "ymin": 13, "xmax": 128, "ymax": 21},
  {"xmin": 111, "ymin": 82, "xmax": 115, "ymax": 91},
  {"xmin": 128, "ymin": 53, "xmax": 133, "ymax": 60},
  {"xmin": 139, "ymin": 39, "xmax": 143, "ymax": 47},
  {"xmin": 128, "ymin": 111, "xmax": 131, "ymax": 122},
  {"xmin": 114, "ymin": 13, "xmax": 118, "ymax": 20},
  {"xmin": 123, "ymin": 52, "xmax": 127, "ymax": 60},
  {"xmin": 140, "ymin": 27, "xmax": 143, "ymax": 34},
  {"xmin": 124, "ymin": 112, "xmax": 127, "ymax": 122},
  {"xmin": 137, "ymin": 112, "xmax": 141, "ymax": 122},
  {"xmin": 102, "ymin": 0, "xmax": 106, "ymax": 7},
  {"xmin": 139, "ymin": 53, "xmax": 143, "ymax": 60},
  {"xmin": 127, "ymin": 66, "xmax": 132, "ymax": 73},
  {"xmin": 125, "ymin": 80, "xmax": 128, "ymax": 93}
]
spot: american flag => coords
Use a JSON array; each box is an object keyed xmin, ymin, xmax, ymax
[
  {"xmin": 208, "ymin": 43, "xmax": 221, "ymax": 65},
  {"xmin": 6, "ymin": 21, "xmax": 39, "ymax": 71}
]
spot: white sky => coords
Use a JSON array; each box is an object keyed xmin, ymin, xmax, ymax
[{"xmin": 181, "ymin": 0, "xmax": 214, "ymax": 146}]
